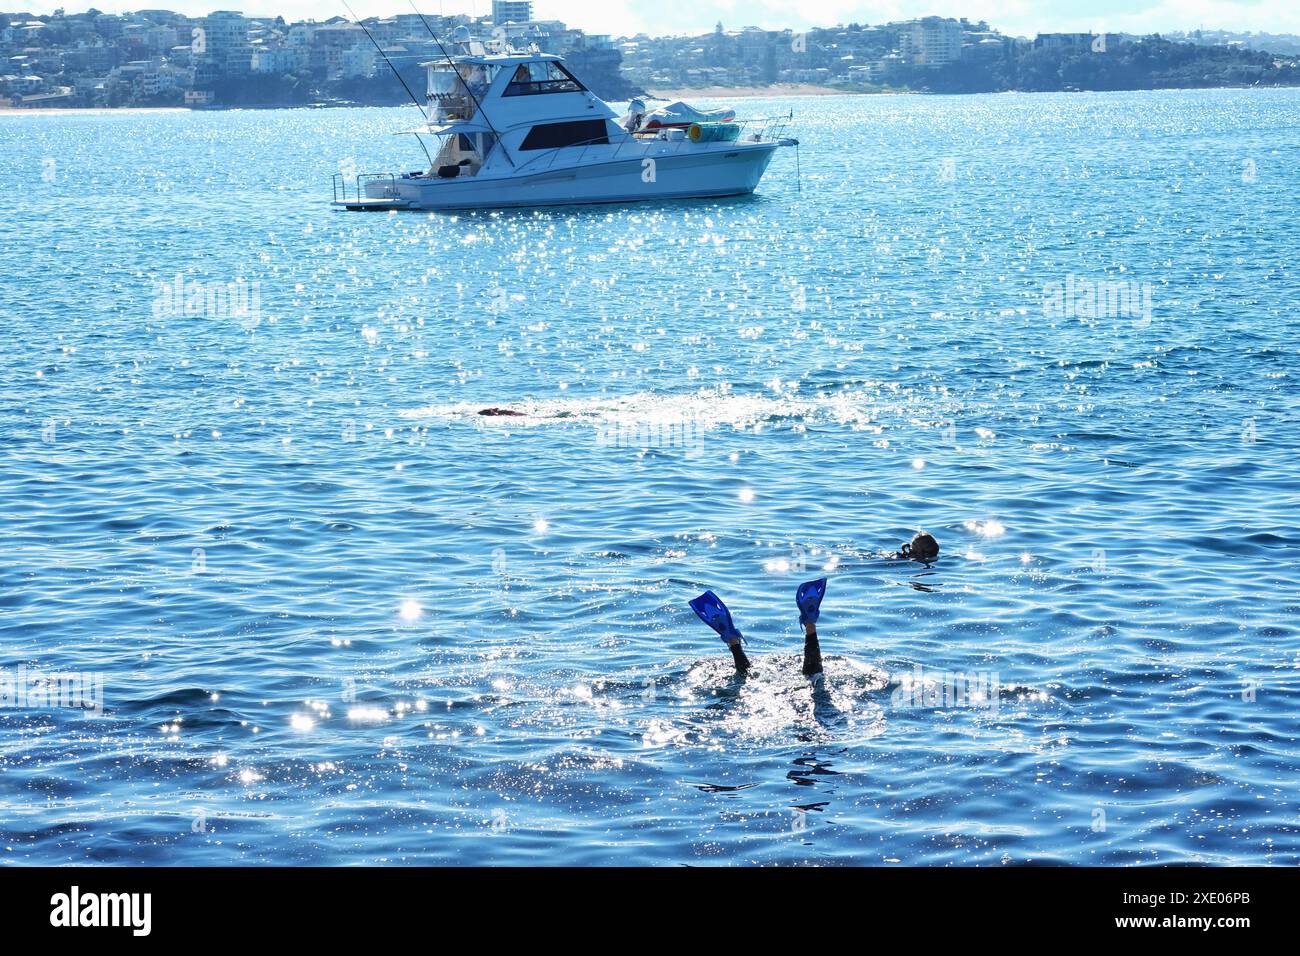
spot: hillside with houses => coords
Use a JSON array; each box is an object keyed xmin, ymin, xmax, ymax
[{"xmin": 4, "ymin": 6, "xmax": 1299, "ymax": 109}]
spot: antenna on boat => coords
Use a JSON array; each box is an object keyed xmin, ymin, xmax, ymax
[
  {"xmin": 406, "ymin": 0, "xmax": 516, "ymax": 169},
  {"xmin": 340, "ymin": 1, "xmax": 424, "ymax": 115},
  {"xmin": 789, "ymin": 110, "xmax": 801, "ymax": 193}
]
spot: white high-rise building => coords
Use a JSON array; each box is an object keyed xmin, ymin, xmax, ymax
[
  {"xmin": 200, "ymin": 11, "xmax": 252, "ymax": 75},
  {"xmin": 492, "ymin": 1, "xmax": 533, "ymax": 25},
  {"xmin": 899, "ymin": 17, "xmax": 962, "ymax": 68}
]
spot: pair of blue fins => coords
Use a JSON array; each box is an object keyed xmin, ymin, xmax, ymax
[{"xmin": 689, "ymin": 578, "xmax": 828, "ymax": 681}]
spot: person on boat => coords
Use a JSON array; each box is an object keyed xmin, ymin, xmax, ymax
[
  {"xmin": 689, "ymin": 578, "xmax": 828, "ymax": 683},
  {"xmin": 505, "ymin": 64, "xmax": 531, "ymax": 94},
  {"xmin": 896, "ymin": 532, "xmax": 940, "ymax": 564},
  {"xmin": 622, "ymin": 99, "xmax": 647, "ymax": 134},
  {"xmin": 465, "ymin": 64, "xmax": 491, "ymax": 98}
]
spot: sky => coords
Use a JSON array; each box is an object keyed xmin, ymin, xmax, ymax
[{"xmin": 16, "ymin": 1, "xmax": 1300, "ymax": 39}]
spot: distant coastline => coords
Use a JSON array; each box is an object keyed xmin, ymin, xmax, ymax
[
  {"xmin": 5, "ymin": 84, "xmax": 1296, "ymax": 115},
  {"xmin": 7, "ymin": 9, "xmax": 1300, "ymax": 113}
]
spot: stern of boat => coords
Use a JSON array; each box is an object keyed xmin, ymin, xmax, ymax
[{"xmin": 331, "ymin": 172, "xmax": 415, "ymax": 211}]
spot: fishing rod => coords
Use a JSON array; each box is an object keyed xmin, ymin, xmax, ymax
[
  {"xmin": 343, "ymin": 1, "xmax": 423, "ymax": 115},
  {"xmin": 407, "ymin": 0, "xmax": 516, "ymax": 169},
  {"xmin": 340, "ymin": 1, "xmax": 433, "ymax": 165}
]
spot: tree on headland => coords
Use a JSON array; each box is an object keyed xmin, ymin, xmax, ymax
[{"xmin": 895, "ymin": 37, "xmax": 1292, "ymax": 93}]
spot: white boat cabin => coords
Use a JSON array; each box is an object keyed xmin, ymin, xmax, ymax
[{"xmin": 420, "ymin": 50, "xmax": 623, "ymax": 179}]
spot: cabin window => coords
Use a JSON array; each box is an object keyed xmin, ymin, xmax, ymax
[
  {"xmin": 519, "ymin": 120, "xmax": 610, "ymax": 151},
  {"xmin": 458, "ymin": 63, "xmax": 501, "ymax": 99},
  {"xmin": 503, "ymin": 61, "xmax": 585, "ymax": 96},
  {"xmin": 428, "ymin": 63, "xmax": 501, "ymax": 99},
  {"xmin": 427, "ymin": 64, "xmax": 501, "ymax": 121}
]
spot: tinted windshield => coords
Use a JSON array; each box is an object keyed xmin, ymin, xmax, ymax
[{"xmin": 503, "ymin": 61, "xmax": 585, "ymax": 96}]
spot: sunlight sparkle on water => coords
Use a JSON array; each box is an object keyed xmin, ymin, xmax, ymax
[
  {"xmin": 347, "ymin": 706, "xmax": 389, "ymax": 724},
  {"xmin": 965, "ymin": 519, "xmax": 1007, "ymax": 538},
  {"xmin": 398, "ymin": 598, "xmax": 422, "ymax": 622}
]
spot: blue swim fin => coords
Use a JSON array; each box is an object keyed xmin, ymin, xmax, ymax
[
  {"xmin": 796, "ymin": 578, "xmax": 827, "ymax": 626},
  {"xmin": 689, "ymin": 591, "xmax": 744, "ymax": 645}
]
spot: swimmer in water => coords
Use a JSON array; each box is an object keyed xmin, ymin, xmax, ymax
[
  {"xmin": 689, "ymin": 577, "xmax": 828, "ymax": 682},
  {"xmin": 478, "ymin": 407, "xmax": 524, "ymax": 417},
  {"xmin": 896, "ymin": 531, "xmax": 939, "ymax": 564}
]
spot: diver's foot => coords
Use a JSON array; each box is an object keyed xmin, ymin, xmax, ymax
[{"xmin": 796, "ymin": 578, "xmax": 827, "ymax": 627}]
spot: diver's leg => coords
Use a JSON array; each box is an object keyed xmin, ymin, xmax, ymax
[
  {"xmin": 802, "ymin": 622, "xmax": 823, "ymax": 678},
  {"xmin": 689, "ymin": 590, "xmax": 750, "ymax": 673},
  {"xmin": 795, "ymin": 578, "xmax": 828, "ymax": 680}
]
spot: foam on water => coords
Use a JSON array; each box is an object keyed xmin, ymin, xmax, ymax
[{"xmin": 403, "ymin": 386, "xmax": 888, "ymax": 431}]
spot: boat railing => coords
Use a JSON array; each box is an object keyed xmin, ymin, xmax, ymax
[
  {"xmin": 511, "ymin": 114, "xmax": 795, "ymax": 177},
  {"xmin": 511, "ymin": 135, "xmax": 697, "ymax": 176},
  {"xmin": 748, "ymin": 114, "xmax": 794, "ymax": 143},
  {"xmin": 332, "ymin": 172, "xmax": 399, "ymax": 203}
]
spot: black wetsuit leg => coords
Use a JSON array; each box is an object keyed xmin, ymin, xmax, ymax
[{"xmin": 802, "ymin": 624, "xmax": 823, "ymax": 678}]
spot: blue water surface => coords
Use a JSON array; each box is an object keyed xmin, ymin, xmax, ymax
[{"xmin": 1, "ymin": 88, "xmax": 1298, "ymax": 865}]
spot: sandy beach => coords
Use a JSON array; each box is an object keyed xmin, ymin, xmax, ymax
[
  {"xmin": 0, "ymin": 105, "xmax": 189, "ymax": 115},
  {"xmin": 645, "ymin": 83, "xmax": 860, "ymax": 100}
]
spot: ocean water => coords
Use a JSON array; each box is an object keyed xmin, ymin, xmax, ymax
[{"xmin": 1, "ymin": 89, "xmax": 1298, "ymax": 866}]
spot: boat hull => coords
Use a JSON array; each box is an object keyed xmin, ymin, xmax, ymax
[{"xmin": 365, "ymin": 142, "xmax": 780, "ymax": 211}]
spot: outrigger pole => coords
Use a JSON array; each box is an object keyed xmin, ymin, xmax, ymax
[
  {"xmin": 407, "ymin": 0, "xmax": 516, "ymax": 169},
  {"xmin": 341, "ymin": 1, "xmax": 422, "ymax": 111},
  {"xmin": 340, "ymin": 1, "xmax": 434, "ymax": 165}
]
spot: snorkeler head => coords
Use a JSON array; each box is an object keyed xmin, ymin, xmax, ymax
[{"xmin": 902, "ymin": 532, "xmax": 940, "ymax": 563}]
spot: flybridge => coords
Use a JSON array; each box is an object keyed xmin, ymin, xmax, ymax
[{"xmin": 421, "ymin": 50, "xmax": 602, "ymax": 129}]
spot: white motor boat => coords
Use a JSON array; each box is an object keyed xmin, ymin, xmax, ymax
[{"xmin": 332, "ymin": 37, "xmax": 797, "ymax": 212}]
